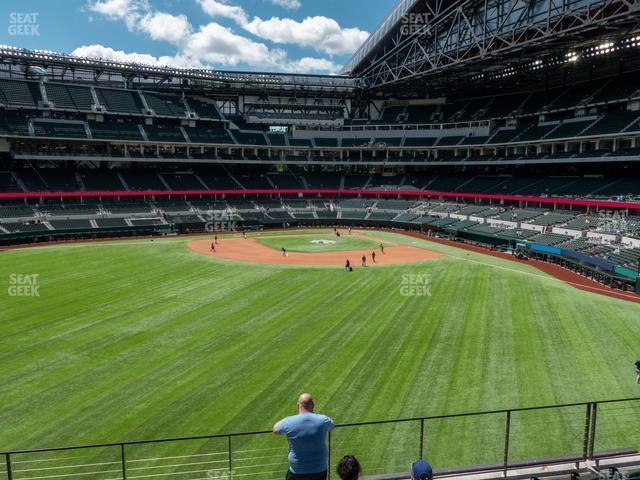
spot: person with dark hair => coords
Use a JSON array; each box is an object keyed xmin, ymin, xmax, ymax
[
  {"xmin": 361, "ymin": 255, "xmax": 366, "ymax": 267},
  {"xmin": 635, "ymin": 360, "xmax": 640, "ymax": 384},
  {"xmin": 273, "ymin": 394, "xmax": 334, "ymax": 480},
  {"xmin": 609, "ymin": 467, "xmax": 622, "ymax": 480},
  {"xmin": 336, "ymin": 456, "xmax": 360, "ymax": 480},
  {"xmin": 411, "ymin": 459, "xmax": 433, "ymax": 480}
]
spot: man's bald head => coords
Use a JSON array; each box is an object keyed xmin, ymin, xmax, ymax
[{"xmin": 297, "ymin": 393, "xmax": 315, "ymax": 412}]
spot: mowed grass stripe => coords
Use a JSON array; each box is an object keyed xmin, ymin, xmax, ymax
[
  {"xmin": 5, "ymin": 268, "xmax": 325, "ymax": 444},
  {"xmin": 0, "ymin": 259, "xmax": 278, "ymax": 400}
]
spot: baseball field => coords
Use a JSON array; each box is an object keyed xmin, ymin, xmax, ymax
[{"xmin": 1, "ymin": 229, "xmax": 640, "ymax": 477}]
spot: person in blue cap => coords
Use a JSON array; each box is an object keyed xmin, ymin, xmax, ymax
[{"xmin": 411, "ymin": 459, "xmax": 433, "ymax": 480}]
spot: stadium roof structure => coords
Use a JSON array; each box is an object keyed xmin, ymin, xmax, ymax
[
  {"xmin": 3, "ymin": 0, "xmax": 640, "ymax": 99},
  {"xmin": 0, "ymin": 45, "xmax": 361, "ymax": 95},
  {"xmin": 344, "ymin": 0, "xmax": 640, "ymax": 94}
]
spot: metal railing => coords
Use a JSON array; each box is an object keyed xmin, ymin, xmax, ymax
[{"xmin": 1, "ymin": 397, "xmax": 639, "ymax": 480}]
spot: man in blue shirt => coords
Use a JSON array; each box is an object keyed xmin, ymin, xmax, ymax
[{"xmin": 273, "ymin": 393, "xmax": 334, "ymax": 480}]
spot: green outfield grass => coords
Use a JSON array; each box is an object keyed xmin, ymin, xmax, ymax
[
  {"xmin": 255, "ymin": 232, "xmax": 387, "ymax": 252},
  {"xmin": 1, "ymin": 229, "xmax": 639, "ymax": 477}
]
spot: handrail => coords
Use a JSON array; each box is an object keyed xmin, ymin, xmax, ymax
[{"xmin": 3, "ymin": 396, "xmax": 639, "ymax": 456}]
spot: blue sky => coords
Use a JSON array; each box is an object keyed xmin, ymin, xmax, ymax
[{"xmin": 0, "ymin": 0, "xmax": 395, "ymax": 74}]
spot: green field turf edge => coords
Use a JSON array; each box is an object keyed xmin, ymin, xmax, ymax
[{"xmin": 1, "ymin": 230, "xmax": 639, "ymax": 476}]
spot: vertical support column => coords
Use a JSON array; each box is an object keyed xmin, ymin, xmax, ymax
[
  {"xmin": 588, "ymin": 403, "xmax": 598, "ymax": 459},
  {"xmin": 327, "ymin": 430, "xmax": 332, "ymax": 480},
  {"xmin": 419, "ymin": 418, "xmax": 425, "ymax": 459},
  {"xmin": 5, "ymin": 453, "xmax": 13, "ymax": 480},
  {"xmin": 582, "ymin": 404, "xmax": 592, "ymax": 460},
  {"xmin": 121, "ymin": 444, "xmax": 127, "ymax": 480},
  {"xmin": 503, "ymin": 411, "xmax": 512, "ymax": 478},
  {"xmin": 228, "ymin": 436, "xmax": 233, "ymax": 479}
]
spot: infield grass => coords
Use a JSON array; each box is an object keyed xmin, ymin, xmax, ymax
[
  {"xmin": 1, "ymin": 229, "xmax": 639, "ymax": 477},
  {"xmin": 255, "ymin": 232, "xmax": 387, "ymax": 253}
]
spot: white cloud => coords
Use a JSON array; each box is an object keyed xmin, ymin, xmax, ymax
[
  {"xmin": 83, "ymin": 0, "xmax": 351, "ymax": 73},
  {"xmin": 244, "ymin": 16, "xmax": 369, "ymax": 55},
  {"xmin": 183, "ymin": 22, "xmax": 285, "ymax": 68},
  {"xmin": 195, "ymin": 0, "xmax": 247, "ymax": 24},
  {"xmin": 268, "ymin": 0, "xmax": 301, "ymax": 9},
  {"xmin": 72, "ymin": 21, "xmax": 287, "ymax": 70},
  {"xmin": 72, "ymin": 44, "xmax": 207, "ymax": 70},
  {"xmin": 72, "ymin": 44, "xmax": 169, "ymax": 66},
  {"xmin": 139, "ymin": 12, "xmax": 191, "ymax": 45},
  {"xmin": 87, "ymin": 0, "xmax": 148, "ymax": 29},
  {"xmin": 287, "ymin": 57, "xmax": 339, "ymax": 73},
  {"xmin": 195, "ymin": 0, "xmax": 366, "ymax": 55}
]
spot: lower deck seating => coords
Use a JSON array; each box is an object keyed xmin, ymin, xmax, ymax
[
  {"xmin": 48, "ymin": 219, "xmax": 93, "ymax": 230},
  {"xmin": 165, "ymin": 214, "xmax": 204, "ymax": 224},
  {"xmin": 129, "ymin": 218, "xmax": 165, "ymax": 227},
  {"xmin": 95, "ymin": 218, "xmax": 129, "ymax": 228},
  {"xmin": 529, "ymin": 232, "xmax": 572, "ymax": 246},
  {"xmin": 0, "ymin": 221, "xmax": 50, "ymax": 233},
  {"xmin": 0, "ymin": 205, "xmax": 34, "ymax": 218},
  {"xmin": 102, "ymin": 203, "xmax": 153, "ymax": 214}
]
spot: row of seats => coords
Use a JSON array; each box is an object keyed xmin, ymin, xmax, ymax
[
  {"xmin": 0, "ymin": 79, "xmax": 223, "ymax": 119},
  {"xmin": 2, "ymin": 197, "xmax": 639, "ymax": 271},
  {"xmin": 1, "ymin": 72, "xmax": 640, "ymax": 126},
  {"xmin": 3, "ymin": 170, "xmax": 640, "ymax": 198},
  {"xmin": 368, "ymin": 70, "xmax": 640, "ymax": 124},
  {"xmin": 9, "ymin": 113, "xmax": 640, "ymax": 147}
]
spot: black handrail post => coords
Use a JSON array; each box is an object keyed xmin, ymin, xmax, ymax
[
  {"xmin": 5, "ymin": 453, "xmax": 12, "ymax": 480},
  {"xmin": 327, "ymin": 430, "xmax": 332, "ymax": 480},
  {"xmin": 228, "ymin": 435, "xmax": 233, "ymax": 480},
  {"xmin": 588, "ymin": 403, "xmax": 598, "ymax": 460},
  {"xmin": 503, "ymin": 411, "xmax": 511, "ymax": 478},
  {"xmin": 582, "ymin": 404, "xmax": 591, "ymax": 460},
  {"xmin": 120, "ymin": 443, "xmax": 127, "ymax": 480},
  {"xmin": 419, "ymin": 418, "xmax": 425, "ymax": 459}
]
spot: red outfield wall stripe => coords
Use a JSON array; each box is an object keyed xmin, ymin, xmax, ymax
[{"xmin": 0, "ymin": 188, "xmax": 639, "ymax": 210}]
